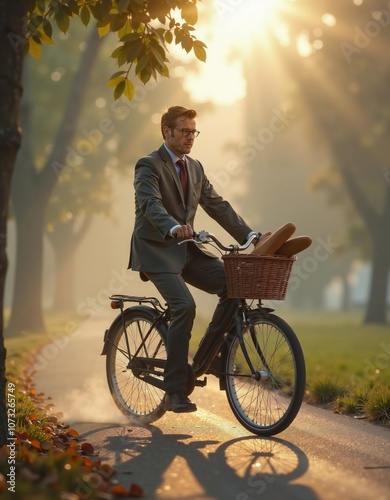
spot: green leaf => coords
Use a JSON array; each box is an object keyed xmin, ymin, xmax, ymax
[
  {"xmin": 118, "ymin": 0, "xmax": 130, "ymax": 14},
  {"xmin": 42, "ymin": 18, "xmax": 52, "ymax": 38},
  {"xmin": 55, "ymin": 6, "xmax": 70, "ymax": 33},
  {"xmin": 114, "ymin": 79, "xmax": 126, "ymax": 100},
  {"xmin": 149, "ymin": 42, "xmax": 166, "ymax": 66},
  {"xmin": 110, "ymin": 70, "xmax": 126, "ymax": 79},
  {"xmin": 28, "ymin": 37, "xmax": 42, "ymax": 59},
  {"xmin": 120, "ymin": 32, "xmax": 142, "ymax": 42},
  {"xmin": 123, "ymin": 78, "xmax": 135, "ymax": 100},
  {"xmin": 98, "ymin": 24, "xmax": 111, "ymax": 38},
  {"xmin": 118, "ymin": 20, "xmax": 133, "ymax": 39},
  {"xmin": 138, "ymin": 67, "xmax": 152, "ymax": 84},
  {"xmin": 110, "ymin": 13, "xmax": 127, "ymax": 32},
  {"xmin": 80, "ymin": 6, "xmax": 90, "ymax": 27},
  {"xmin": 135, "ymin": 55, "xmax": 149, "ymax": 75},
  {"xmin": 165, "ymin": 30, "xmax": 173, "ymax": 44},
  {"xmin": 117, "ymin": 45, "xmax": 131, "ymax": 66},
  {"xmin": 108, "ymin": 75, "xmax": 126, "ymax": 89},
  {"xmin": 181, "ymin": 35, "xmax": 193, "ymax": 53},
  {"xmin": 36, "ymin": 0, "xmax": 46, "ymax": 14},
  {"xmin": 124, "ymin": 41, "xmax": 144, "ymax": 63},
  {"xmin": 158, "ymin": 63, "xmax": 170, "ymax": 78},
  {"xmin": 193, "ymin": 40, "xmax": 207, "ymax": 62},
  {"xmin": 67, "ymin": 0, "xmax": 79, "ymax": 16},
  {"xmin": 181, "ymin": 3, "xmax": 198, "ymax": 25},
  {"xmin": 174, "ymin": 29, "xmax": 183, "ymax": 45},
  {"xmin": 111, "ymin": 46, "xmax": 122, "ymax": 60}
]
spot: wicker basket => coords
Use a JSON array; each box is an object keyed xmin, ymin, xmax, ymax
[{"xmin": 222, "ymin": 253, "xmax": 296, "ymax": 300}]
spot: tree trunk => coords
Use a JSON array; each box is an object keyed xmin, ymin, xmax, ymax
[
  {"xmin": 48, "ymin": 215, "xmax": 92, "ymax": 312},
  {"xmin": 7, "ymin": 29, "xmax": 102, "ymax": 334},
  {"xmin": 364, "ymin": 189, "xmax": 390, "ymax": 324},
  {"xmin": 0, "ymin": 0, "xmax": 29, "ymax": 446},
  {"xmin": 7, "ymin": 62, "xmax": 46, "ymax": 332},
  {"xmin": 364, "ymin": 224, "xmax": 390, "ymax": 324}
]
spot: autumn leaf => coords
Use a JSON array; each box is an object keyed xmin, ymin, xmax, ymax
[
  {"xmin": 112, "ymin": 484, "xmax": 128, "ymax": 497},
  {"xmin": 129, "ymin": 483, "xmax": 144, "ymax": 497},
  {"xmin": 193, "ymin": 40, "xmax": 207, "ymax": 62},
  {"xmin": 67, "ymin": 428, "xmax": 80, "ymax": 437},
  {"xmin": 30, "ymin": 440, "xmax": 42, "ymax": 451},
  {"xmin": 81, "ymin": 442, "xmax": 95, "ymax": 455}
]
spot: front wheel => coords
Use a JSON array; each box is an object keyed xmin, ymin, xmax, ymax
[
  {"xmin": 224, "ymin": 312, "xmax": 306, "ymax": 436},
  {"xmin": 105, "ymin": 309, "xmax": 168, "ymax": 424}
]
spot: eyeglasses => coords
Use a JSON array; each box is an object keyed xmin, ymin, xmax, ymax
[{"xmin": 174, "ymin": 127, "xmax": 200, "ymax": 138}]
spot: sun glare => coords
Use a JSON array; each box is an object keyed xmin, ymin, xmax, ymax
[
  {"xmin": 180, "ymin": 0, "xmax": 292, "ymax": 105},
  {"xmin": 219, "ymin": 0, "xmax": 288, "ymax": 46}
]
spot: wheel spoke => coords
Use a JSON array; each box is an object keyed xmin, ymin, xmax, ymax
[
  {"xmin": 106, "ymin": 312, "xmax": 167, "ymax": 423},
  {"xmin": 225, "ymin": 313, "xmax": 305, "ymax": 435}
]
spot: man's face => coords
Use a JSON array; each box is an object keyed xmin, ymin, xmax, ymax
[{"xmin": 164, "ymin": 116, "xmax": 197, "ymax": 157}]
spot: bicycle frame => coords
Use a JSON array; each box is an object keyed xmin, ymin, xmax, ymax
[{"xmin": 103, "ymin": 293, "xmax": 274, "ymax": 392}]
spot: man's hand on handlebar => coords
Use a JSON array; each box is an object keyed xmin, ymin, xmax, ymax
[{"xmin": 173, "ymin": 224, "xmax": 194, "ymax": 240}]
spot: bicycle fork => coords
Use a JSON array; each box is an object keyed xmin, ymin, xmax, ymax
[{"xmin": 233, "ymin": 305, "xmax": 272, "ymax": 381}]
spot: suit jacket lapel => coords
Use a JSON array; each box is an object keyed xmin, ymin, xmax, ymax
[{"xmin": 158, "ymin": 145, "xmax": 189, "ymax": 208}]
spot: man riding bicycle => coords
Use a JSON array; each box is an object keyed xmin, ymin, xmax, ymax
[{"xmin": 128, "ymin": 106, "xmax": 270, "ymax": 413}]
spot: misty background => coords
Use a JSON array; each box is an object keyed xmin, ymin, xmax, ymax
[{"xmin": 5, "ymin": 0, "xmax": 390, "ymax": 333}]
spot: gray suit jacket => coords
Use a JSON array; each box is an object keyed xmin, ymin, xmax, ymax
[{"xmin": 128, "ymin": 145, "xmax": 252, "ymax": 273}]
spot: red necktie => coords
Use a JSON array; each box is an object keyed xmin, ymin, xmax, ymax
[{"xmin": 177, "ymin": 159, "xmax": 188, "ymax": 203}]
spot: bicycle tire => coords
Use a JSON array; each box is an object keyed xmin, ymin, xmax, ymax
[
  {"xmin": 105, "ymin": 308, "xmax": 168, "ymax": 424},
  {"xmin": 224, "ymin": 311, "xmax": 306, "ymax": 436}
]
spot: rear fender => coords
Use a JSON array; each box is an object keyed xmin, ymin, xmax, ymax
[{"xmin": 101, "ymin": 305, "xmax": 167, "ymax": 355}]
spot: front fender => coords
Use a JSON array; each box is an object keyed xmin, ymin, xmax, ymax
[{"xmin": 101, "ymin": 305, "xmax": 167, "ymax": 355}]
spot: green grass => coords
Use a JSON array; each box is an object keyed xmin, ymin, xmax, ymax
[
  {"xmin": 283, "ymin": 309, "xmax": 390, "ymax": 389},
  {"xmin": 190, "ymin": 309, "xmax": 390, "ymax": 423},
  {"xmin": 191, "ymin": 309, "xmax": 390, "ymax": 388},
  {"xmin": 4, "ymin": 312, "xmax": 83, "ymax": 379}
]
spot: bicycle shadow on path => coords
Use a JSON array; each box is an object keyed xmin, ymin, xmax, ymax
[{"xmin": 76, "ymin": 421, "xmax": 317, "ymax": 500}]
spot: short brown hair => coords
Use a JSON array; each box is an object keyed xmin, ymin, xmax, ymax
[{"xmin": 161, "ymin": 106, "xmax": 197, "ymax": 138}]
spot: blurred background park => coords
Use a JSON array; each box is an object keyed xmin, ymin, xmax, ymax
[{"xmin": 5, "ymin": 0, "xmax": 389, "ymax": 343}]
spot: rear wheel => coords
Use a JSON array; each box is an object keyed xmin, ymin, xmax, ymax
[
  {"xmin": 105, "ymin": 309, "xmax": 168, "ymax": 424},
  {"xmin": 224, "ymin": 312, "xmax": 306, "ymax": 436}
]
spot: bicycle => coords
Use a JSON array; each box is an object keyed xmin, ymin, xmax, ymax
[{"xmin": 102, "ymin": 231, "xmax": 306, "ymax": 436}]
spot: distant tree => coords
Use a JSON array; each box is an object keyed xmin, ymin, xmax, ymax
[
  {"xmin": 9, "ymin": 28, "xmax": 103, "ymax": 331},
  {"xmin": 283, "ymin": 0, "xmax": 390, "ymax": 324},
  {"xmin": 0, "ymin": 0, "xmax": 205, "ymax": 446},
  {"xmin": 242, "ymin": 0, "xmax": 389, "ymax": 323}
]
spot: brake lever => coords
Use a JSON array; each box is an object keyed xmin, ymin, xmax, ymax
[{"xmin": 178, "ymin": 229, "xmax": 210, "ymax": 246}]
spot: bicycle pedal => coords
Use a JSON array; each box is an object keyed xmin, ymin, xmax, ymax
[{"xmin": 195, "ymin": 377, "xmax": 207, "ymax": 387}]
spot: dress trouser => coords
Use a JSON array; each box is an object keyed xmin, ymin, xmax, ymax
[{"xmin": 144, "ymin": 245, "xmax": 237, "ymax": 394}]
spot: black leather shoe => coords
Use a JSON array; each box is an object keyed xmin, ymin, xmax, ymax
[{"xmin": 164, "ymin": 392, "xmax": 197, "ymax": 413}]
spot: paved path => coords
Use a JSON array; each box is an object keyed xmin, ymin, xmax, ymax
[{"xmin": 34, "ymin": 316, "xmax": 390, "ymax": 499}]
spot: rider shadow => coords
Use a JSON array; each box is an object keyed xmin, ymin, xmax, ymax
[{"xmin": 97, "ymin": 423, "xmax": 318, "ymax": 500}]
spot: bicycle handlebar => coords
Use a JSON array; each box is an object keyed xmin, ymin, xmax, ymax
[{"xmin": 178, "ymin": 230, "xmax": 258, "ymax": 253}]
